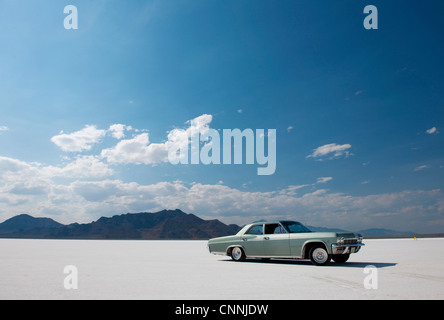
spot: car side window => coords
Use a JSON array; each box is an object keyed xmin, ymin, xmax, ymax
[
  {"xmin": 246, "ymin": 225, "xmax": 263, "ymax": 235},
  {"xmin": 264, "ymin": 223, "xmax": 286, "ymax": 234},
  {"xmin": 273, "ymin": 225, "xmax": 285, "ymax": 234}
]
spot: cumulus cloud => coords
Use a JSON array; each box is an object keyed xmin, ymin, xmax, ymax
[
  {"xmin": 51, "ymin": 124, "xmax": 136, "ymax": 153},
  {"xmin": 0, "ymin": 154, "xmax": 114, "ymax": 222},
  {"xmin": 101, "ymin": 133, "xmax": 170, "ymax": 165},
  {"xmin": 51, "ymin": 125, "xmax": 107, "ymax": 152},
  {"xmin": 101, "ymin": 114, "xmax": 213, "ymax": 165},
  {"xmin": 307, "ymin": 143, "xmax": 352, "ymax": 160},
  {"xmin": 108, "ymin": 124, "xmax": 132, "ymax": 139},
  {"xmin": 50, "ymin": 115, "xmax": 213, "ymax": 166},
  {"xmin": 426, "ymin": 127, "xmax": 438, "ymax": 135},
  {"xmin": 44, "ymin": 156, "xmax": 113, "ymax": 178},
  {"xmin": 0, "ymin": 156, "xmax": 31, "ymax": 172},
  {"xmin": 0, "ymin": 155, "xmax": 112, "ymax": 182},
  {"xmin": 0, "ymin": 126, "xmax": 9, "ymax": 133}
]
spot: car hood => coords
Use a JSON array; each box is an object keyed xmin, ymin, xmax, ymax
[{"xmin": 336, "ymin": 232, "xmax": 360, "ymax": 238}]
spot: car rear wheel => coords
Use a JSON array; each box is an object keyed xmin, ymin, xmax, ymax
[
  {"xmin": 309, "ymin": 246, "xmax": 331, "ymax": 266},
  {"xmin": 231, "ymin": 247, "xmax": 246, "ymax": 261}
]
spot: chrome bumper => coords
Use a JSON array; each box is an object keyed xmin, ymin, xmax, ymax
[{"xmin": 332, "ymin": 243, "xmax": 365, "ymax": 255}]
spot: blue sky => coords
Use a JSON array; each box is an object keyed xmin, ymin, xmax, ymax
[{"xmin": 0, "ymin": 0, "xmax": 443, "ymax": 233}]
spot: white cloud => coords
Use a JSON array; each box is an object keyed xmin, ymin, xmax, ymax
[
  {"xmin": 307, "ymin": 143, "xmax": 352, "ymax": 160},
  {"xmin": 50, "ymin": 115, "xmax": 213, "ymax": 164},
  {"xmin": 108, "ymin": 124, "xmax": 132, "ymax": 139},
  {"xmin": 0, "ymin": 154, "xmax": 114, "ymax": 222},
  {"xmin": 101, "ymin": 114, "xmax": 213, "ymax": 166},
  {"xmin": 0, "ymin": 126, "xmax": 9, "ymax": 132},
  {"xmin": 316, "ymin": 177, "xmax": 333, "ymax": 184},
  {"xmin": 51, "ymin": 125, "xmax": 107, "ymax": 152},
  {"xmin": 287, "ymin": 126, "xmax": 294, "ymax": 133},
  {"xmin": 185, "ymin": 114, "xmax": 212, "ymax": 135},
  {"xmin": 414, "ymin": 165, "xmax": 430, "ymax": 172},
  {"xmin": 0, "ymin": 155, "xmax": 112, "ymax": 181},
  {"xmin": 101, "ymin": 133, "xmax": 170, "ymax": 165},
  {"xmin": 0, "ymin": 156, "xmax": 31, "ymax": 172},
  {"xmin": 426, "ymin": 127, "xmax": 438, "ymax": 135},
  {"xmin": 44, "ymin": 156, "xmax": 113, "ymax": 178}
]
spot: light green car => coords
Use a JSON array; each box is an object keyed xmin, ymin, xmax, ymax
[{"xmin": 208, "ymin": 220, "xmax": 364, "ymax": 266}]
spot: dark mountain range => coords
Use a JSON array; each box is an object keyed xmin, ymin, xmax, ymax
[
  {"xmin": 0, "ymin": 210, "xmax": 241, "ymax": 240},
  {"xmin": 0, "ymin": 210, "xmax": 419, "ymax": 239}
]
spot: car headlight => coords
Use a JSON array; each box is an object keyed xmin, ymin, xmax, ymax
[{"xmin": 337, "ymin": 237, "xmax": 345, "ymax": 245}]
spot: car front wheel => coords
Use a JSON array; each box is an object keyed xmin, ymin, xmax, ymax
[
  {"xmin": 309, "ymin": 246, "xmax": 331, "ymax": 266},
  {"xmin": 332, "ymin": 254, "xmax": 350, "ymax": 263},
  {"xmin": 230, "ymin": 247, "xmax": 246, "ymax": 261}
]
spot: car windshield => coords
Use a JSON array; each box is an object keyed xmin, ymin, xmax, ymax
[{"xmin": 281, "ymin": 221, "xmax": 311, "ymax": 233}]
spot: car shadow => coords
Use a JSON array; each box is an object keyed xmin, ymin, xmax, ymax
[{"xmin": 219, "ymin": 258, "xmax": 397, "ymax": 269}]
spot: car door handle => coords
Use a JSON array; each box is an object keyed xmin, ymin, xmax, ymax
[
  {"xmin": 242, "ymin": 238, "xmax": 247, "ymax": 241},
  {"xmin": 264, "ymin": 237, "xmax": 270, "ymax": 240}
]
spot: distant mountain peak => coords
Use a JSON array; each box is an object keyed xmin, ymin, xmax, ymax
[
  {"xmin": 0, "ymin": 214, "xmax": 64, "ymax": 234},
  {"xmin": 0, "ymin": 210, "xmax": 240, "ymax": 240}
]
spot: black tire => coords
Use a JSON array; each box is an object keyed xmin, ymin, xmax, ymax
[
  {"xmin": 332, "ymin": 254, "xmax": 350, "ymax": 263},
  {"xmin": 230, "ymin": 247, "xmax": 246, "ymax": 261},
  {"xmin": 309, "ymin": 246, "xmax": 331, "ymax": 266}
]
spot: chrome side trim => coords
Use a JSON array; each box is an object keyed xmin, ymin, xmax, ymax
[
  {"xmin": 211, "ymin": 244, "xmax": 365, "ymax": 257},
  {"xmin": 211, "ymin": 251, "xmax": 228, "ymax": 256},
  {"xmin": 246, "ymin": 255, "xmax": 303, "ymax": 259}
]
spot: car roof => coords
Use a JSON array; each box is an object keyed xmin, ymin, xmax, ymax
[
  {"xmin": 248, "ymin": 220, "xmax": 299, "ymax": 225},
  {"xmin": 236, "ymin": 220, "xmax": 302, "ymax": 235}
]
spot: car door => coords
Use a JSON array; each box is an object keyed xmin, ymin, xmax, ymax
[
  {"xmin": 240, "ymin": 224, "xmax": 265, "ymax": 256},
  {"xmin": 289, "ymin": 233, "xmax": 308, "ymax": 257},
  {"xmin": 262, "ymin": 223, "xmax": 290, "ymax": 256}
]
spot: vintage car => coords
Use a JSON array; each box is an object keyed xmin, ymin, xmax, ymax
[{"xmin": 208, "ymin": 220, "xmax": 364, "ymax": 265}]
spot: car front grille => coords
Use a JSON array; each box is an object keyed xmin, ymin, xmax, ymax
[{"xmin": 343, "ymin": 239, "xmax": 358, "ymax": 245}]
